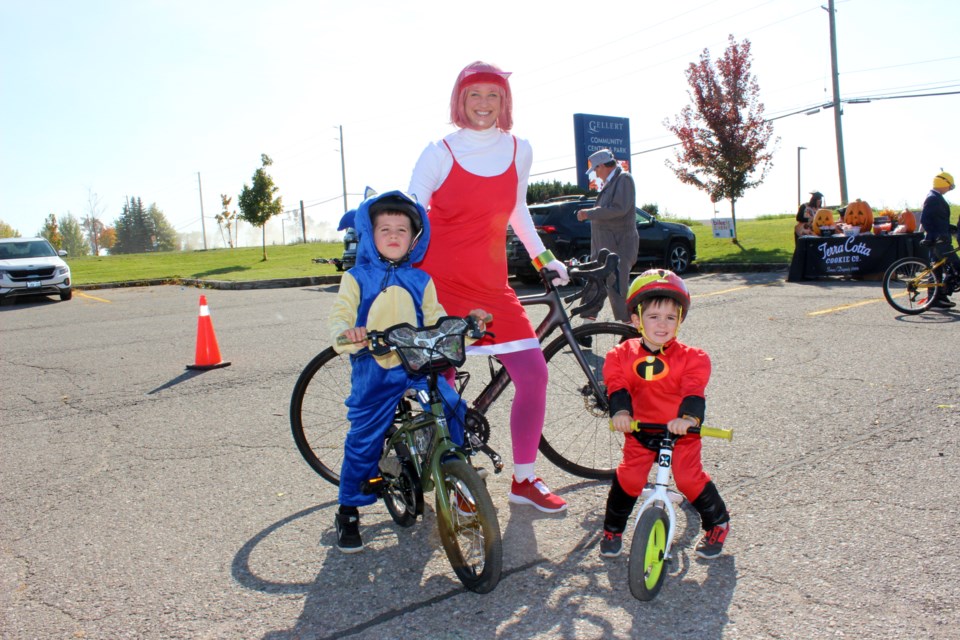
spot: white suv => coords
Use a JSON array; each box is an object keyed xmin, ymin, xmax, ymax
[{"xmin": 0, "ymin": 237, "xmax": 73, "ymax": 304}]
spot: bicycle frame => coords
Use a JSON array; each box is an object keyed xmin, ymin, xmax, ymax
[
  {"xmin": 466, "ymin": 253, "xmax": 619, "ymax": 419},
  {"xmin": 382, "ymin": 382, "xmax": 467, "ymax": 528},
  {"xmin": 632, "ymin": 437, "xmax": 681, "ymax": 560}
]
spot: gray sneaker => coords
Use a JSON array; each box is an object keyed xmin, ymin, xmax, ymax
[
  {"xmin": 335, "ymin": 512, "xmax": 363, "ymax": 554},
  {"xmin": 599, "ymin": 530, "xmax": 622, "ymax": 558}
]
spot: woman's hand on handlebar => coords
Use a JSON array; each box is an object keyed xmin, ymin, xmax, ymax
[{"xmin": 544, "ymin": 259, "xmax": 570, "ymax": 286}]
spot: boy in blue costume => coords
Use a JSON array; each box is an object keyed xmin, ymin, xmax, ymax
[{"xmin": 328, "ymin": 190, "xmax": 487, "ymax": 553}]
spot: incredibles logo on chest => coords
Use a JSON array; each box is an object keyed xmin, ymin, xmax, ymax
[{"xmin": 633, "ymin": 354, "xmax": 669, "ymax": 382}]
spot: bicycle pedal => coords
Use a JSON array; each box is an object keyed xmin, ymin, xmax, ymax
[{"xmin": 360, "ymin": 477, "xmax": 386, "ymax": 496}]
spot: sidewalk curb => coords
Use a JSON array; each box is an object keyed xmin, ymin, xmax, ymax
[{"xmin": 74, "ymin": 264, "xmax": 789, "ymax": 291}]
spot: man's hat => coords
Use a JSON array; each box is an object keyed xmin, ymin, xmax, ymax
[{"xmin": 586, "ymin": 149, "xmax": 615, "ymax": 174}]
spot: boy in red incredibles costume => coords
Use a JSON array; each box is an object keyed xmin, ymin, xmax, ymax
[{"xmin": 598, "ymin": 269, "xmax": 730, "ymax": 559}]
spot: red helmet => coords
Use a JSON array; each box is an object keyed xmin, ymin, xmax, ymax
[{"xmin": 626, "ymin": 269, "xmax": 691, "ymax": 320}]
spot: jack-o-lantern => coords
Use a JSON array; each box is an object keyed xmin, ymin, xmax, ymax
[
  {"xmin": 843, "ymin": 199, "xmax": 874, "ymax": 232},
  {"xmin": 811, "ymin": 208, "xmax": 836, "ymax": 236},
  {"xmin": 896, "ymin": 209, "xmax": 917, "ymax": 233}
]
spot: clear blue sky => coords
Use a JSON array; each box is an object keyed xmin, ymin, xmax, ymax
[{"xmin": 2, "ymin": 0, "xmax": 958, "ymax": 248}]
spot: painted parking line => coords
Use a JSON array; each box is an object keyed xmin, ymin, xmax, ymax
[
  {"xmin": 807, "ymin": 297, "xmax": 884, "ymax": 316},
  {"xmin": 75, "ymin": 291, "xmax": 112, "ymax": 303},
  {"xmin": 691, "ymin": 280, "xmax": 783, "ymax": 299}
]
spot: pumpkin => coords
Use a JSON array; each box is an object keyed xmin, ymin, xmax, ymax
[
  {"xmin": 843, "ymin": 199, "xmax": 874, "ymax": 232},
  {"xmin": 896, "ymin": 209, "xmax": 917, "ymax": 233},
  {"xmin": 811, "ymin": 208, "xmax": 837, "ymax": 236}
]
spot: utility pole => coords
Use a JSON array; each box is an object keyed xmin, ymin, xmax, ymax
[
  {"xmin": 825, "ymin": 0, "xmax": 848, "ymax": 205},
  {"xmin": 336, "ymin": 125, "xmax": 348, "ymax": 213},
  {"xmin": 797, "ymin": 146, "xmax": 807, "ymax": 206},
  {"xmin": 300, "ymin": 200, "xmax": 307, "ymax": 243},
  {"xmin": 197, "ymin": 172, "xmax": 208, "ymax": 250}
]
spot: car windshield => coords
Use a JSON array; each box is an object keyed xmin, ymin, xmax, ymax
[{"xmin": 0, "ymin": 241, "xmax": 57, "ymax": 260}]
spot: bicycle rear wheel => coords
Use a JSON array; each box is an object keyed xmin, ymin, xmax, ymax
[
  {"xmin": 628, "ymin": 506, "xmax": 670, "ymax": 601},
  {"xmin": 289, "ymin": 347, "xmax": 351, "ymax": 485},
  {"xmin": 436, "ymin": 458, "xmax": 502, "ymax": 594},
  {"xmin": 882, "ymin": 257, "xmax": 939, "ymax": 314},
  {"xmin": 538, "ymin": 322, "xmax": 636, "ymax": 480}
]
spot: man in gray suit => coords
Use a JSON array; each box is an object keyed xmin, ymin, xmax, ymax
[{"xmin": 577, "ymin": 148, "xmax": 640, "ymax": 324}]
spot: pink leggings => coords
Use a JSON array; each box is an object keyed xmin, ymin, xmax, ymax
[
  {"xmin": 497, "ymin": 348, "xmax": 548, "ymax": 465},
  {"xmin": 444, "ymin": 347, "xmax": 548, "ymax": 465}
]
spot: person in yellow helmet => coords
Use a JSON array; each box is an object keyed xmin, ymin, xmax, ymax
[{"xmin": 920, "ymin": 171, "xmax": 959, "ymax": 309}]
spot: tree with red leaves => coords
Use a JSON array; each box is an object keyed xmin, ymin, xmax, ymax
[{"xmin": 665, "ymin": 35, "xmax": 778, "ymax": 241}]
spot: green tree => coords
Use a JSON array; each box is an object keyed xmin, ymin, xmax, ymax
[
  {"xmin": 113, "ymin": 197, "xmax": 153, "ymax": 253},
  {"xmin": 238, "ymin": 154, "xmax": 283, "ymax": 260},
  {"xmin": 148, "ymin": 203, "xmax": 179, "ymax": 251},
  {"xmin": 0, "ymin": 220, "xmax": 21, "ymax": 238},
  {"xmin": 39, "ymin": 214, "xmax": 63, "ymax": 249},
  {"xmin": 526, "ymin": 180, "xmax": 594, "ymax": 204},
  {"xmin": 59, "ymin": 213, "xmax": 91, "ymax": 256},
  {"xmin": 664, "ymin": 35, "xmax": 777, "ymax": 241}
]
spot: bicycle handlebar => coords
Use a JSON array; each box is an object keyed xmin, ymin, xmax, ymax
[
  {"xmin": 608, "ymin": 420, "xmax": 733, "ymax": 441},
  {"xmin": 536, "ymin": 249, "xmax": 620, "ymax": 318},
  {"xmin": 335, "ymin": 315, "xmax": 491, "ymax": 354}
]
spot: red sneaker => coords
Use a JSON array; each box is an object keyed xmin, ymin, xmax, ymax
[{"xmin": 508, "ymin": 476, "xmax": 567, "ymax": 513}]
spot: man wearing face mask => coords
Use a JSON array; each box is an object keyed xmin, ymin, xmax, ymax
[{"xmin": 576, "ymin": 148, "xmax": 640, "ymax": 326}]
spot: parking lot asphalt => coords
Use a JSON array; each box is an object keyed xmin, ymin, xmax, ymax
[{"xmin": 2, "ymin": 274, "xmax": 958, "ymax": 639}]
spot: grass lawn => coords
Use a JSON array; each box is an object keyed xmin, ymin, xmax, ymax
[{"xmin": 71, "ymin": 208, "xmax": 948, "ymax": 285}]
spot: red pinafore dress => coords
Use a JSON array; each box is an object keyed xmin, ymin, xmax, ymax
[{"xmin": 417, "ymin": 137, "xmax": 536, "ymax": 352}]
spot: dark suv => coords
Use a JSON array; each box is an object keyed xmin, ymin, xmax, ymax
[{"xmin": 506, "ymin": 196, "xmax": 697, "ymax": 284}]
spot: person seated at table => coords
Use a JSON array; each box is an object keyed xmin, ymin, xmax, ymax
[{"xmin": 795, "ymin": 191, "xmax": 823, "ymax": 241}]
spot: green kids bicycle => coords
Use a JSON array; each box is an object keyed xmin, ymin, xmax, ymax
[{"xmin": 334, "ymin": 315, "xmax": 503, "ymax": 594}]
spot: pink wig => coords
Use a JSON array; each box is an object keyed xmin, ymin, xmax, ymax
[{"xmin": 449, "ymin": 61, "xmax": 513, "ymax": 131}]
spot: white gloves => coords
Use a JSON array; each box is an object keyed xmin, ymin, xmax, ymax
[{"xmin": 544, "ymin": 259, "xmax": 570, "ymax": 286}]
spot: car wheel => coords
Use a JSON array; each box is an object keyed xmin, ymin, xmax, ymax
[
  {"xmin": 666, "ymin": 242, "xmax": 691, "ymax": 274},
  {"xmin": 60, "ymin": 288, "xmax": 73, "ymax": 301}
]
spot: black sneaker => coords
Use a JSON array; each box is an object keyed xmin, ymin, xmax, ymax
[
  {"xmin": 335, "ymin": 512, "xmax": 363, "ymax": 554},
  {"xmin": 576, "ymin": 334, "xmax": 593, "ymax": 349},
  {"xmin": 599, "ymin": 530, "xmax": 622, "ymax": 558},
  {"xmin": 695, "ymin": 523, "xmax": 729, "ymax": 559},
  {"xmin": 932, "ymin": 297, "xmax": 956, "ymax": 309}
]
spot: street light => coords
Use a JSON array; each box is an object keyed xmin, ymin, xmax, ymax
[{"xmin": 797, "ymin": 146, "xmax": 807, "ymax": 206}]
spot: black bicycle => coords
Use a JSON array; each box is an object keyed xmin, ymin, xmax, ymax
[
  {"xmin": 882, "ymin": 242, "xmax": 959, "ymax": 314},
  {"xmin": 290, "ymin": 250, "xmax": 635, "ymax": 485}
]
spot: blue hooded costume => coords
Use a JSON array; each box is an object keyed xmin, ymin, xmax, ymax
[{"xmin": 327, "ymin": 190, "xmax": 467, "ymax": 507}]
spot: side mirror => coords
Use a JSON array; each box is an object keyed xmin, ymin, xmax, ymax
[{"xmin": 58, "ymin": 249, "xmax": 68, "ymax": 257}]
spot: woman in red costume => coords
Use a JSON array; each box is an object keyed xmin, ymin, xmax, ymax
[{"xmin": 409, "ymin": 61, "xmax": 570, "ymax": 513}]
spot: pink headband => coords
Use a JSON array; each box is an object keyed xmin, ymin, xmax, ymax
[{"xmin": 459, "ymin": 70, "xmax": 511, "ymax": 90}]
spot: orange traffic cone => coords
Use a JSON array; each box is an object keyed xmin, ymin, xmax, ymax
[{"xmin": 186, "ymin": 295, "xmax": 231, "ymax": 370}]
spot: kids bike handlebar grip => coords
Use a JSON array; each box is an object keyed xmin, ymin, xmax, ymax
[
  {"xmin": 699, "ymin": 426, "xmax": 733, "ymax": 440},
  {"xmin": 608, "ymin": 421, "xmax": 734, "ymax": 441}
]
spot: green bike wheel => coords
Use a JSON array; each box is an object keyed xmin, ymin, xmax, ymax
[
  {"xmin": 435, "ymin": 458, "xmax": 502, "ymax": 594},
  {"xmin": 628, "ymin": 506, "xmax": 670, "ymax": 601}
]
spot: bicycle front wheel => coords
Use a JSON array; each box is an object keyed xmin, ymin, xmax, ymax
[
  {"xmin": 289, "ymin": 346, "xmax": 351, "ymax": 485},
  {"xmin": 436, "ymin": 458, "xmax": 502, "ymax": 594},
  {"xmin": 882, "ymin": 257, "xmax": 939, "ymax": 314},
  {"xmin": 628, "ymin": 506, "xmax": 670, "ymax": 601},
  {"xmin": 538, "ymin": 322, "xmax": 636, "ymax": 480}
]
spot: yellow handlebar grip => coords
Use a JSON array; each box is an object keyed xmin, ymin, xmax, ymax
[{"xmin": 700, "ymin": 426, "xmax": 733, "ymax": 440}]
